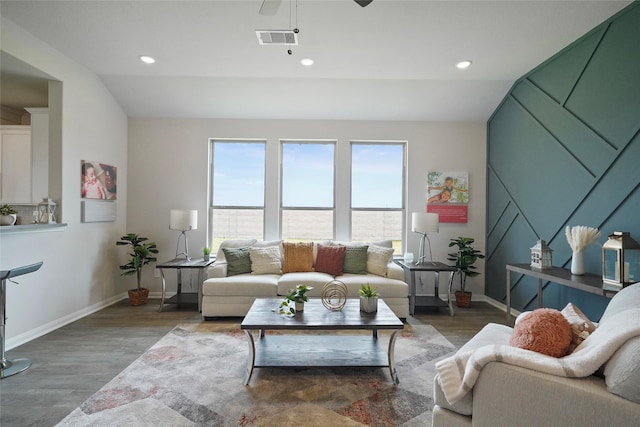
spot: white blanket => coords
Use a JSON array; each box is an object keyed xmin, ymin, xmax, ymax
[{"xmin": 435, "ymin": 308, "xmax": 640, "ymax": 405}]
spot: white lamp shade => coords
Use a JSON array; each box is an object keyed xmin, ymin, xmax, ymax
[
  {"xmin": 412, "ymin": 212, "xmax": 439, "ymax": 233},
  {"xmin": 170, "ymin": 209, "xmax": 198, "ymax": 231}
]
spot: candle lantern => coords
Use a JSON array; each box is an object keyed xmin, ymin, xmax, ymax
[
  {"xmin": 602, "ymin": 232, "xmax": 640, "ymax": 291},
  {"xmin": 530, "ymin": 239, "xmax": 553, "ymax": 269},
  {"xmin": 37, "ymin": 198, "xmax": 57, "ymax": 224}
]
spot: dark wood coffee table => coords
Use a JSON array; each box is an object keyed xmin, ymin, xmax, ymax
[{"xmin": 240, "ymin": 298, "xmax": 404, "ymax": 385}]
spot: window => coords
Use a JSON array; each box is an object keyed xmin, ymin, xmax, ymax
[
  {"xmin": 281, "ymin": 141, "xmax": 335, "ymax": 241},
  {"xmin": 210, "ymin": 140, "xmax": 265, "ymax": 250},
  {"xmin": 351, "ymin": 142, "xmax": 405, "ymax": 252}
]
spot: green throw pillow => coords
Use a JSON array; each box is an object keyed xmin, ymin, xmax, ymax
[
  {"xmin": 343, "ymin": 245, "xmax": 369, "ymax": 274},
  {"xmin": 222, "ymin": 246, "xmax": 251, "ymax": 276}
]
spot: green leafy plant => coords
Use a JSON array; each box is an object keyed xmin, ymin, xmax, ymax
[
  {"xmin": 359, "ymin": 283, "xmax": 379, "ymax": 298},
  {"xmin": 116, "ymin": 233, "xmax": 159, "ymax": 292},
  {"xmin": 0, "ymin": 204, "xmax": 18, "ymax": 215},
  {"xmin": 447, "ymin": 237, "xmax": 485, "ymax": 293},
  {"xmin": 279, "ymin": 284, "xmax": 313, "ymax": 315},
  {"xmin": 203, "ymin": 247, "xmax": 211, "ymax": 256}
]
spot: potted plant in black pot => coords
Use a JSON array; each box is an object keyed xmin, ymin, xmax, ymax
[
  {"xmin": 447, "ymin": 237, "xmax": 485, "ymax": 308},
  {"xmin": 116, "ymin": 233, "xmax": 159, "ymax": 306}
]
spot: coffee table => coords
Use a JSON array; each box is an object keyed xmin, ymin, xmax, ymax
[{"xmin": 240, "ymin": 298, "xmax": 404, "ymax": 385}]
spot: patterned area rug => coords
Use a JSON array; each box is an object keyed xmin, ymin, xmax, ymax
[{"xmin": 56, "ymin": 322, "xmax": 456, "ymax": 426}]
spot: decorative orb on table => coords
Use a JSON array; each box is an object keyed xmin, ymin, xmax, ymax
[{"xmin": 321, "ymin": 280, "xmax": 348, "ymax": 311}]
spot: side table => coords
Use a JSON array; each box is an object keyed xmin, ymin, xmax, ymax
[
  {"xmin": 157, "ymin": 257, "xmax": 215, "ymax": 312},
  {"xmin": 394, "ymin": 260, "xmax": 457, "ymax": 316}
]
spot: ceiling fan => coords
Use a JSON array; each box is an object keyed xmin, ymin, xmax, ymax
[{"xmin": 259, "ymin": 0, "xmax": 373, "ymax": 16}]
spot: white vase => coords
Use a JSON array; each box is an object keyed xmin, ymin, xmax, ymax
[
  {"xmin": 571, "ymin": 250, "xmax": 584, "ymax": 275},
  {"xmin": 360, "ymin": 296, "xmax": 378, "ymax": 313}
]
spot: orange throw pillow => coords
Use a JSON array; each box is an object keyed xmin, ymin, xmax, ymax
[
  {"xmin": 510, "ymin": 308, "xmax": 573, "ymax": 358},
  {"xmin": 282, "ymin": 242, "xmax": 314, "ymax": 273}
]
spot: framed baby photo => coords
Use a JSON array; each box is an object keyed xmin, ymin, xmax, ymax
[{"xmin": 81, "ymin": 160, "xmax": 117, "ymax": 200}]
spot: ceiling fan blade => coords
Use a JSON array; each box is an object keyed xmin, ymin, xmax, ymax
[
  {"xmin": 354, "ymin": 0, "xmax": 374, "ymax": 7},
  {"xmin": 259, "ymin": 0, "xmax": 282, "ymax": 16}
]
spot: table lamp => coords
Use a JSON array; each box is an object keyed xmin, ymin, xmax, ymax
[
  {"xmin": 170, "ymin": 209, "xmax": 198, "ymax": 260},
  {"xmin": 412, "ymin": 212, "xmax": 439, "ymax": 265}
]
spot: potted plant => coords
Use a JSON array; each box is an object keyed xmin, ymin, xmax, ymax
[
  {"xmin": 203, "ymin": 247, "xmax": 212, "ymax": 261},
  {"xmin": 279, "ymin": 284, "xmax": 313, "ymax": 315},
  {"xmin": 359, "ymin": 283, "xmax": 379, "ymax": 313},
  {"xmin": 447, "ymin": 237, "xmax": 485, "ymax": 308},
  {"xmin": 0, "ymin": 204, "xmax": 18, "ymax": 226},
  {"xmin": 116, "ymin": 233, "xmax": 159, "ymax": 306}
]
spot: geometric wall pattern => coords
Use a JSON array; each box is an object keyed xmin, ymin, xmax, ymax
[{"xmin": 486, "ymin": 3, "xmax": 640, "ymax": 320}]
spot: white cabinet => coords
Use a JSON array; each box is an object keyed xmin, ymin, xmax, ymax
[{"xmin": 0, "ymin": 126, "xmax": 32, "ymax": 203}]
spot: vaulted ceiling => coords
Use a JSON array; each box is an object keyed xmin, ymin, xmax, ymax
[{"xmin": 0, "ymin": 0, "xmax": 632, "ymax": 121}]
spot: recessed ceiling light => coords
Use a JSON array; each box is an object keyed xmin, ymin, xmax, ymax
[
  {"xmin": 139, "ymin": 55, "xmax": 156, "ymax": 64},
  {"xmin": 456, "ymin": 60, "xmax": 472, "ymax": 69},
  {"xmin": 301, "ymin": 58, "xmax": 314, "ymax": 66}
]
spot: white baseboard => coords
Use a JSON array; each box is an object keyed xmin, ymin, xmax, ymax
[{"xmin": 6, "ymin": 291, "xmax": 171, "ymax": 350}]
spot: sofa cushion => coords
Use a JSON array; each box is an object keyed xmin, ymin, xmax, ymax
[
  {"xmin": 282, "ymin": 242, "xmax": 314, "ymax": 273},
  {"xmin": 277, "ymin": 272, "xmax": 335, "ymax": 296},
  {"xmin": 367, "ymin": 245, "xmax": 394, "ymax": 277},
  {"xmin": 337, "ymin": 274, "xmax": 408, "ymax": 298},
  {"xmin": 343, "ymin": 245, "xmax": 369, "ymax": 274},
  {"xmin": 202, "ymin": 273, "xmax": 279, "ymax": 297},
  {"xmin": 216, "ymin": 239, "xmax": 257, "ymax": 262},
  {"xmin": 509, "ymin": 308, "xmax": 572, "ymax": 358},
  {"xmin": 249, "ymin": 246, "xmax": 282, "ymax": 275},
  {"xmin": 599, "ymin": 282, "xmax": 640, "ymax": 325},
  {"xmin": 601, "ymin": 283, "xmax": 640, "ymax": 403},
  {"xmin": 561, "ymin": 303, "xmax": 596, "ymax": 352},
  {"xmin": 604, "ymin": 336, "xmax": 640, "ymax": 403},
  {"xmin": 222, "ymin": 247, "xmax": 252, "ymax": 276},
  {"xmin": 315, "ymin": 244, "xmax": 346, "ymax": 276}
]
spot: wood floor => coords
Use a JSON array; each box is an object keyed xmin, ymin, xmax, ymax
[{"xmin": 0, "ymin": 299, "xmax": 505, "ymax": 427}]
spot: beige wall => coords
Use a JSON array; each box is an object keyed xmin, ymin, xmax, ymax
[{"xmin": 128, "ymin": 118, "xmax": 487, "ymax": 296}]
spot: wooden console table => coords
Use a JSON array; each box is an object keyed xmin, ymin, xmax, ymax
[{"xmin": 506, "ymin": 263, "xmax": 612, "ymax": 325}]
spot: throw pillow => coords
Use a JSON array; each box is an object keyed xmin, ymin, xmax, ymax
[
  {"xmin": 561, "ymin": 303, "xmax": 596, "ymax": 352},
  {"xmin": 367, "ymin": 245, "xmax": 394, "ymax": 277},
  {"xmin": 216, "ymin": 239, "xmax": 257, "ymax": 262},
  {"xmin": 222, "ymin": 247, "xmax": 252, "ymax": 276},
  {"xmin": 343, "ymin": 245, "xmax": 369, "ymax": 274},
  {"xmin": 282, "ymin": 242, "xmax": 314, "ymax": 273},
  {"xmin": 249, "ymin": 246, "xmax": 282, "ymax": 275},
  {"xmin": 315, "ymin": 244, "xmax": 347, "ymax": 276},
  {"xmin": 509, "ymin": 308, "xmax": 573, "ymax": 358}
]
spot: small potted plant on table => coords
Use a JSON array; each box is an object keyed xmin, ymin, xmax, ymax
[
  {"xmin": 116, "ymin": 233, "xmax": 159, "ymax": 306},
  {"xmin": 203, "ymin": 247, "xmax": 212, "ymax": 261},
  {"xmin": 0, "ymin": 204, "xmax": 18, "ymax": 226},
  {"xmin": 447, "ymin": 237, "xmax": 485, "ymax": 308},
  {"xmin": 359, "ymin": 283, "xmax": 379, "ymax": 313},
  {"xmin": 279, "ymin": 284, "xmax": 313, "ymax": 315}
]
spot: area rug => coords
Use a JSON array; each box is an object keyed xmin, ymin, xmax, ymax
[{"xmin": 56, "ymin": 322, "xmax": 456, "ymax": 426}]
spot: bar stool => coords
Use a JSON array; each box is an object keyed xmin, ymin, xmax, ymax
[{"xmin": 1, "ymin": 261, "xmax": 43, "ymax": 379}]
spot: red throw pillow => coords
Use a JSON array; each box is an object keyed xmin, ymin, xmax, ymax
[
  {"xmin": 510, "ymin": 308, "xmax": 573, "ymax": 358},
  {"xmin": 315, "ymin": 244, "xmax": 346, "ymax": 276}
]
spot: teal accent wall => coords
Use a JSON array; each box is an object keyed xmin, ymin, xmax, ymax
[{"xmin": 486, "ymin": 2, "xmax": 640, "ymax": 320}]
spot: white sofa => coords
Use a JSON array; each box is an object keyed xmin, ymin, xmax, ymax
[
  {"xmin": 432, "ymin": 282, "xmax": 640, "ymax": 427},
  {"xmin": 202, "ymin": 239, "xmax": 409, "ymax": 319}
]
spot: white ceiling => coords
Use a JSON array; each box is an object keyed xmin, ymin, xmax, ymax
[{"xmin": 0, "ymin": 0, "xmax": 632, "ymax": 121}]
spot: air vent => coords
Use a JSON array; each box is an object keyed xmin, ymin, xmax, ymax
[{"xmin": 256, "ymin": 30, "xmax": 298, "ymax": 45}]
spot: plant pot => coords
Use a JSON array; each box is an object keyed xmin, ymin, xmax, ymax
[
  {"xmin": 128, "ymin": 288, "xmax": 149, "ymax": 306},
  {"xmin": 0, "ymin": 214, "xmax": 17, "ymax": 226},
  {"xmin": 295, "ymin": 301, "xmax": 304, "ymax": 312},
  {"xmin": 455, "ymin": 291, "xmax": 472, "ymax": 308},
  {"xmin": 360, "ymin": 296, "xmax": 378, "ymax": 313},
  {"xmin": 204, "ymin": 254, "xmax": 210, "ymax": 262}
]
